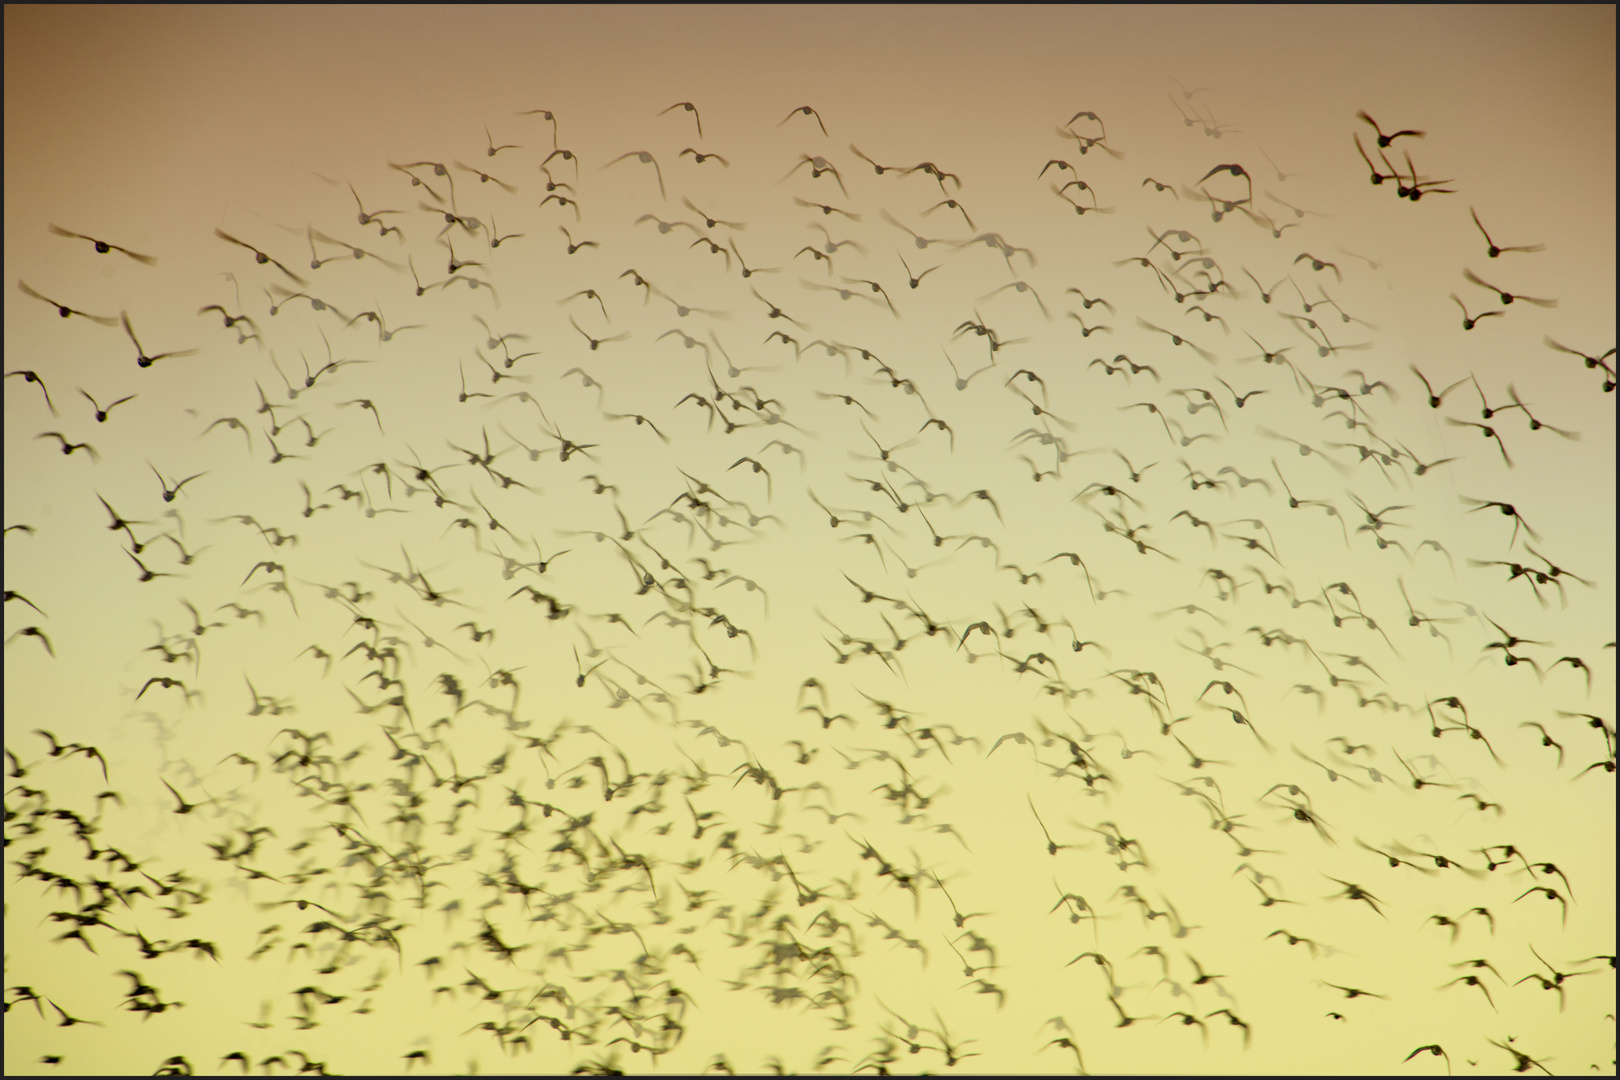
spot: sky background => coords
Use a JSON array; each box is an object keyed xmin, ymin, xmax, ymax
[{"xmin": 5, "ymin": 5, "xmax": 1615, "ymax": 1075}]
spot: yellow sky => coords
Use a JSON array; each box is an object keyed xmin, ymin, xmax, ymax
[{"xmin": 5, "ymin": 6, "xmax": 1614, "ymax": 1076}]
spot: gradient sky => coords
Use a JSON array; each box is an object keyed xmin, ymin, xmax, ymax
[{"xmin": 5, "ymin": 6, "xmax": 1615, "ymax": 1076}]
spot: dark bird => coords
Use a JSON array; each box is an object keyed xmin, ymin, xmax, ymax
[
  {"xmin": 1320, "ymin": 980, "xmax": 1386, "ymax": 1000},
  {"xmin": 1028, "ymin": 796, "xmax": 1077, "ymax": 856},
  {"xmin": 160, "ymin": 778, "xmax": 211, "ymax": 815},
  {"xmin": 18, "ymin": 280, "xmax": 119, "ymax": 324},
  {"xmin": 484, "ymin": 124, "xmax": 519, "ymax": 157},
  {"xmin": 1325, "ymin": 876, "xmax": 1386, "ymax": 917},
  {"xmin": 5, "ymin": 590, "xmax": 48, "ymax": 617},
  {"xmin": 150, "ymin": 462, "xmax": 207, "ymax": 502},
  {"xmin": 80, "ymin": 388, "xmax": 137, "ymax": 422},
  {"xmin": 679, "ymin": 147, "xmax": 729, "ymax": 166},
  {"xmin": 780, "ymin": 104, "xmax": 828, "ymax": 136},
  {"xmin": 1397, "ymin": 151, "xmax": 1456, "ymax": 200},
  {"xmin": 1410, "ymin": 365, "xmax": 1469, "ymax": 408},
  {"xmin": 1470, "ymin": 207, "xmax": 1545, "ymax": 258},
  {"xmin": 7, "ymin": 370, "xmax": 58, "ymax": 414},
  {"xmin": 1403, "ymin": 1045, "xmax": 1452, "ymax": 1073},
  {"xmin": 49, "ymin": 224, "xmax": 157, "ymax": 263},
  {"xmin": 348, "ymin": 182, "xmax": 403, "ymax": 228},
  {"xmin": 793, "ymin": 195, "xmax": 860, "ymax": 220},
  {"xmin": 851, "ymin": 144, "xmax": 901, "ymax": 175},
  {"xmin": 1357, "ymin": 110, "xmax": 1425, "ymax": 148},
  {"xmin": 198, "ymin": 303, "xmax": 259, "ymax": 334},
  {"xmin": 6, "ymin": 626, "xmax": 55, "ymax": 657},
  {"xmin": 1445, "ymin": 419, "xmax": 1513, "ymax": 467},
  {"xmin": 1462, "ymin": 268, "xmax": 1557, "ymax": 308},
  {"xmin": 126, "ymin": 549, "xmax": 175, "ymax": 582},
  {"xmin": 1197, "ymin": 163, "xmax": 1253, "ymax": 205},
  {"xmin": 1459, "ymin": 496, "xmax": 1539, "ymax": 547},
  {"xmin": 48, "ymin": 1000, "xmax": 104, "ymax": 1027},
  {"xmin": 122, "ymin": 312, "xmax": 198, "ymax": 368},
  {"xmin": 1513, "ymin": 885, "xmax": 1569, "ymax": 926},
  {"xmin": 213, "ymin": 228, "xmax": 307, "ymax": 284},
  {"xmin": 659, "ymin": 100, "xmax": 703, "ymax": 137},
  {"xmin": 137, "ymin": 676, "xmax": 190, "ymax": 701},
  {"xmin": 1205, "ymin": 1008, "xmax": 1251, "ymax": 1049},
  {"xmin": 34, "ymin": 432, "xmax": 100, "ymax": 462},
  {"xmin": 1484, "ymin": 1037, "xmax": 1553, "ymax": 1077},
  {"xmin": 896, "ymin": 251, "xmax": 940, "ymax": 290},
  {"xmin": 1543, "ymin": 336, "xmax": 1615, "ymax": 387},
  {"xmin": 1294, "ymin": 252, "xmax": 1342, "ymax": 282},
  {"xmin": 1354, "ymin": 134, "xmax": 1399, "ymax": 186}
]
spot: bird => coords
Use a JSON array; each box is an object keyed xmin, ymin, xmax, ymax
[
  {"xmin": 34, "ymin": 432, "xmax": 100, "ymax": 461},
  {"xmin": 149, "ymin": 462, "xmax": 207, "ymax": 502},
  {"xmin": 6, "ymin": 626, "xmax": 55, "ymax": 657},
  {"xmin": 18, "ymin": 280, "xmax": 119, "ymax": 324},
  {"xmin": 48, "ymin": 224, "xmax": 157, "ymax": 263},
  {"xmin": 604, "ymin": 150, "xmax": 666, "ymax": 199},
  {"xmin": 1357, "ymin": 110, "xmax": 1425, "ymax": 147},
  {"xmin": 679, "ymin": 146, "xmax": 729, "ymax": 167},
  {"xmin": 1462, "ymin": 267, "xmax": 1557, "ymax": 308},
  {"xmin": 213, "ymin": 228, "xmax": 307, "ymax": 284},
  {"xmin": 1450, "ymin": 292, "xmax": 1504, "ymax": 330},
  {"xmin": 1403, "ymin": 1045, "xmax": 1452, "ymax": 1073},
  {"xmin": 7, "ymin": 369, "xmax": 59, "ymax": 414},
  {"xmin": 659, "ymin": 100, "xmax": 702, "ymax": 137},
  {"xmin": 1470, "ymin": 206, "xmax": 1545, "ymax": 258},
  {"xmin": 779, "ymin": 104, "xmax": 829, "ymax": 136},
  {"xmin": 79, "ymin": 388, "xmax": 138, "ymax": 422},
  {"xmin": 1197, "ymin": 163, "xmax": 1254, "ymax": 205}
]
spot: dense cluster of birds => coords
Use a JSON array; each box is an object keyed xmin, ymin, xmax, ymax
[{"xmin": 5, "ymin": 83, "xmax": 1615, "ymax": 1075}]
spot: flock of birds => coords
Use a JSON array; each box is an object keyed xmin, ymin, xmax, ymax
[{"xmin": 5, "ymin": 83, "xmax": 1615, "ymax": 1075}]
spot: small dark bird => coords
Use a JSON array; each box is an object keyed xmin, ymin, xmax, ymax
[
  {"xmin": 35, "ymin": 432, "xmax": 100, "ymax": 461},
  {"xmin": 6, "ymin": 626, "xmax": 55, "ymax": 657},
  {"xmin": 659, "ymin": 101, "xmax": 703, "ymax": 138},
  {"xmin": 1463, "ymin": 268, "xmax": 1557, "ymax": 308},
  {"xmin": 1470, "ymin": 207, "xmax": 1545, "ymax": 258},
  {"xmin": 80, "ymin": 388, "xmax": 137, "ymax": 422},
  {"xmin": 123, "ymin": 313, "xmax": 197, "ymax": 368},
  {"xmin": 779, "ymin": 104, "xmax": 828, "ymax": 136},
  {"xmin": 18, "ymin": 280, "xmax": 119, "ymax": 324},
  {"xmin": 213, "ymin": 228, "xmax": 307, "ymax": 284},
  {"xmin": 1357, "ymin": 110, "xmax": 1425, "ymax": 148},
  {"xmin": 1451, "ymin": 293, "xmax": 1504, "ymax": 331},
  {"xmin": 7, "ymin": 370, "xmax": 58, "ymax": 414},
  {"xmin": 49, "ymin": 224, "xmax": 157, "ymax": 263}
]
